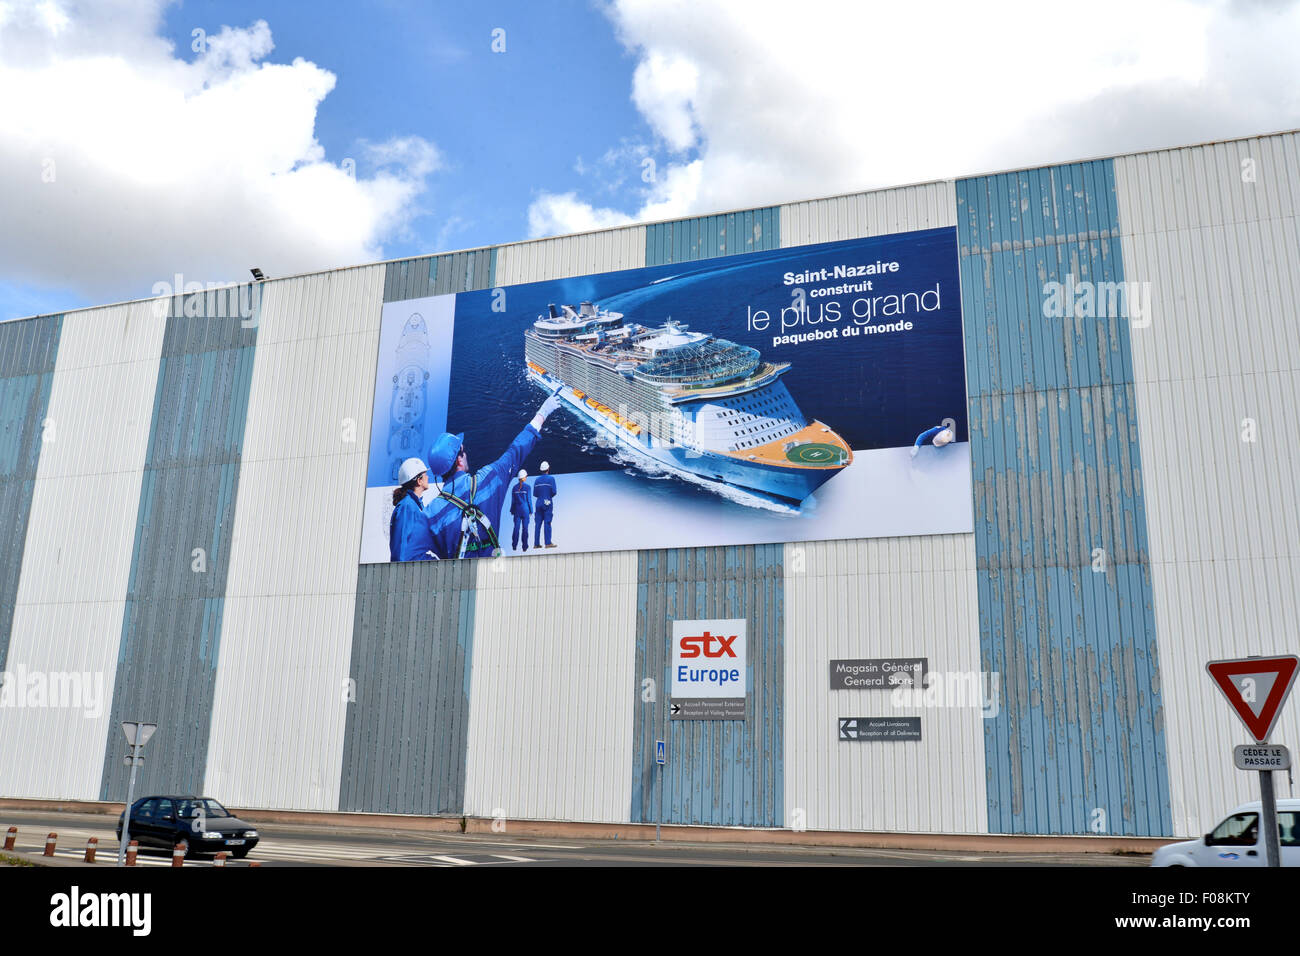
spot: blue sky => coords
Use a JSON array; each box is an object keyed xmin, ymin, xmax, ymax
[
  {"xmin": 155, "ymin": 1, "xmax": 647, "ymax": 253},
  {"xmin": 2, "ymin": 0, "xmax": 1299, "ymax": 322}
]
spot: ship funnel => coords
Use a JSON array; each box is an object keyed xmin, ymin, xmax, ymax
[
  {"xmin": 580, "ymin": 301, "xmax": 596, "ymax": 315},
  {"xmin": 548, "ymin": 304, "xmax": 559, "ymax": 318}
]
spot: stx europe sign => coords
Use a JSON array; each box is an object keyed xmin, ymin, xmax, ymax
[{"xmin": 671, "ymin": 619, "xmax": 747, "ymax": 720}]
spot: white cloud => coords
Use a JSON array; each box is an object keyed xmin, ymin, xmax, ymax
[
  {"xmin": 531, "ymin": 0, "xmax": 1300, "ymax": 237},
  {"xmin": 0, "ymin": 0, "xmax": 438, "ymax": 308},
  {"xmin": 527, "ymin": 191, "xmax": 633, "ymax": 238}
]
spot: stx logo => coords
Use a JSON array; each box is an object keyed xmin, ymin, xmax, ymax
[{"xmin": 678, "ymin": 631, "xmax": 738, "ymax": 659}]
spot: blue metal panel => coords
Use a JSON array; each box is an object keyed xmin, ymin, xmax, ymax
[
  {"xmin": 383, "ymin": 247, "xmax": 498, "ymax": 302},
  {"xmin": 0, "ymin": 315, "xmax": 62, "ymax": 672},
  {"xmin": 338, "ymin": 254, "xmax": 497, "ymax": 814},
  {"xmin": 643, "ymin": 207, "xmax": 778, "ymax": 264},
  {"xmin": 957, "ymin": 161, "xmax": 1171, "ymax": 836},
  {"xmin": 631, "ymin": 210, "xmax": 784, "ymax": 827},
  {"xmin": 99, "ymin": 289, "xmax": 259, "ymax": 800},
  {"xmin": 340, "ymin": 560, "xmax": 477, "ymax": 814},
  {"xmin": 631, "ymin": 547, "xmax": 783, "ymax": 827}
]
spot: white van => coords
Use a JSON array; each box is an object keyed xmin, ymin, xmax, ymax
[{"xmin": 1152, "ymin": 799, "xmax": 1300, "ymax": 866}]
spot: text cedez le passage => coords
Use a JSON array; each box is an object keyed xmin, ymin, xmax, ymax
[{"xmin": 747, "ymin": 259, "xmax": 943, "ymax": 347}]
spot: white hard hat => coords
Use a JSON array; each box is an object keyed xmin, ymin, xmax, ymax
[
  {"xmin": 518, "ymin": 469, "xmax": 527, "ymax": 480},
  {"xmin": 933, "ymin": 428, "xmax": 954, "ymax": 447},
  {"xmin": 397, "ymin": 457, "xmax": 428, "ymax": 485},
  {"xmin": 540, "ymin": 461, "xmax": 550, "ymax": 472}
]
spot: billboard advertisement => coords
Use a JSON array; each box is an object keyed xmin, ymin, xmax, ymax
[{"xmin": 361, "ymin": 226, "xmax": 972, "ymax": 562}]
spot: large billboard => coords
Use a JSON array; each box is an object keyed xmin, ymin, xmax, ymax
[{"xmin": 361, "ymin": 227, "xmax": 972, "ymax": 562}]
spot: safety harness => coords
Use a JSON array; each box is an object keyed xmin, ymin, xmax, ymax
[{"xmin": 436, "ymin": 474, "xmax": 499, "ymax": 558}]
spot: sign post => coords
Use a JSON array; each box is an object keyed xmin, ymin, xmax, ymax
[
  {"xmin": 116, "ymin": 721, "xmax": 157, "ymax": 867},
  {"xmin": 1205, "ymin": 655, "xmax": 1298, "ymax": 869},
  {"xmin": 655, "ymin": 738, "xmax": 666, "ymax": 843}
]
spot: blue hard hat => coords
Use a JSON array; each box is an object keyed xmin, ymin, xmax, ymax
[{"xmin": 428, "ymin": 432, "xmax": 464, "ymax": 475}]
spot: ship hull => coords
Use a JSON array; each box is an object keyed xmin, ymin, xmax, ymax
[{"xmin": 529, "ymin": 370, "xmax": 844, "ymax": 503}]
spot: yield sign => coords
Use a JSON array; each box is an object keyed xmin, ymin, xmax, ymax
[{"xmin": 1205, "ymin": 656, "xmax": 1299, "ymax": 742}]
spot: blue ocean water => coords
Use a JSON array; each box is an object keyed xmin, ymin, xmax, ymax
[{"xmin": 443, "ymin": 227, "xmax": 967, "ymax": 482}]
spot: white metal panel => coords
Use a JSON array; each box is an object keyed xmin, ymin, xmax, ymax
[
  {"xmin": 1115, "ymin": 131, "xmax": 1300, "ymax": 837},
  {"xmin": 779, "ymin": 179, "xmax": 980, "ymax": 834},
  {"xmin": 463, "ymin": 550, "xmax": 638, "ymax": 824},
  {"xmin": 203, "ymin": 266, "xmax": 385, "ymax": 810},
  {"xmin": 783, "ymin": 535, "xmax": 987, "ymax": 834},
  {"xmin": 781, "ymin": 181, "xmax": 957, "ymax": 246},
  {"xmin": 494, "ymin": 227, "xmax": 646, "ymax": 286},
  {"xmin": 0, "ymin": 301, "xmax": 166, "ymax": 799}
]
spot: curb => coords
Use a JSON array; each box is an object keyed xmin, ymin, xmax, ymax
[{"xmin": 0, "ymin": 799, "xmax": 1172, "ymax": 855}]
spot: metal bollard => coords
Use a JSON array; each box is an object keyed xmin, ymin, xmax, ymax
[
  {"xmin": 84, "ymin": 836, "xmax": 98, "ymax": 864},
  {"xmin": 3, "ymin": 826, "xmax": 15, "ymax": 851},
  {"xmin": 44, "ymin": 832, "xmax": 57, "ymax": 857},
  {"xmin": 125, "ymin": 840, "xmax": 138, "ymax": 866},
  {"xmin": 171, "ymin": 841, "xmax": 187, "ymax": 867},
  {"xmin": 213, "ymin": 852, "xmax": 227, "ymax": 868}
]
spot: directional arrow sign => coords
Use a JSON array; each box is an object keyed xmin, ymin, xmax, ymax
[
  {"xmin": 1206, "ymin": 655, "xmax": 1299, "ymax": 742},
  {"xmin": 669, "ymin": 702, "xmax": 681, "ymax": 716}
]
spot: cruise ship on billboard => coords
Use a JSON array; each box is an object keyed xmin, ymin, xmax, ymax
[{"xmin": 523, "ymin": 302, "xmax": 852, "ymax": 505}]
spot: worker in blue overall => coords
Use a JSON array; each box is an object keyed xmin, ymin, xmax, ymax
[
  {"xmin": 389, "ymin": 457, "xmax": 436, "ymax": 561},
  {"xmin": 532, "ymin": 460, "xmax": 558, "ymax": 548},
  {"xmin": 425, "ymin": 392, "xmax": 562, "ymax": 559},
  {"xmin": 510, "ymin": 469, "xmax": 533, "ymax": 551}
]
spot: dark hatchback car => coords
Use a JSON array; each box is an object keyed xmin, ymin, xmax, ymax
[{"xmin": 115, "ymin": 796, "xmax": 260, "ymax": 858}]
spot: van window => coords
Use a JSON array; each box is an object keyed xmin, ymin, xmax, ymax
[
  {"xmin": 1210, "ymin": 813, "xmax": 1258, "ymax": 846},
  {"xmin": 1279, "ymin": 812, "xmax": 1299, "ymax": 847}
]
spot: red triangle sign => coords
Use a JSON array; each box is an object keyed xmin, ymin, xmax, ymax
[{"xmin": 1205, "ymin": 656, "xmax": 1300, "ymax": 742}]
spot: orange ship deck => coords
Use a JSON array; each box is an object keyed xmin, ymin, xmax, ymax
[{"xmin": 721, "ymin": 420, "xmax": 853, "ymax": 469}]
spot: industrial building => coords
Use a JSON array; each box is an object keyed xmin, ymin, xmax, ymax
[{"xmin": 0, "ymin": 129, "xmax": 1296, "ymax": 840}]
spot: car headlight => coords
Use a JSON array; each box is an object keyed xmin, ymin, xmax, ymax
[
  {"xmin": 243, "ymin": 830, "xmax": 258, "ymax": 838},
  {"xmin": 202, "ymin": 831, "xmax": 223, "ymax": 839}
]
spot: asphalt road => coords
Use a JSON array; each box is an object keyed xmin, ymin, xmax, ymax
[{"xmin": 0, "ymin": 810, "xmax": 1149, "ymax": 867}]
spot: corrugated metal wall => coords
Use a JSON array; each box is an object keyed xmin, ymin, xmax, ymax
[
  {"xmin": 627, "ymin": 210, "xmax": 786, "ymax": 828},
  {"xmin": 494, "ymin": 226, "xmax": 646, "ymax": 285},
  {"xmin": 459, "ymin": 226, "xmax": 646, "ymax": 824},
  {"xmin": 0, "ymin": 314, "xmax": 65, "ymax": 797},
  {"xmin": 957, "ymin": 161, "xmax": 1171, "ymax": 836},
  {"xmin": 99, "ymin": 289, "xmax": 259, "ymax": 801},
  {"xmin": 1, "ymin": 302, "xmax": 166, "ymax": 800},
  {"xmin": 204, "ymin": 266, "xmax": 385, "ymax": 810},
  {"xmin": 783, "ymin": 535, "xmax": 986, "ymax": 833},
  {"xmin": 1115, "ymin": 132, "xmax": 1300, "ymax": 836},
  {"xmin": 337, "ymin": 252, "xmax": 498, "ymax": 814},
  {"xmin": 644, "ymin": 207, "xmax": 778, "ymax": 264},
  {"xmin": 464, "ymin": 552, "xmax": 638, "ymax": 823},
  {"xmin": 781, "ymin": 182, "xmax": 957, "ymax": 247},
  {"xmin": 778, "ymin": 181, "xmax": 987, "ymax": 834},
  {"xmin": 6, "ymin": 130, "xmax": 1297, "ymax": 835},
  {"xmin": 632, "ymin": 547, "xmax": 784, "ymax": 827},
  {"xmin": 0, "ymin": 314, "xmax": 61, "ymax": 671}
]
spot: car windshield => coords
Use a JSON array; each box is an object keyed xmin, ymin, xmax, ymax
[{"xmin": 174, "ymin": 798, "xmax": 231, "ymax": 818}]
